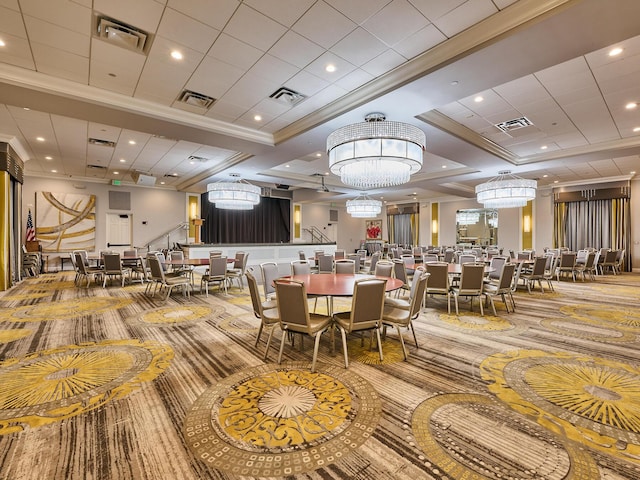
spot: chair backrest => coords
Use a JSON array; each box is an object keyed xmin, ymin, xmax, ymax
[
  {"xmin": 73, "ymin": 250, "xmax": 89, "ymax": 266},
  {"xmin": 147, "ymin": 255, "xmax": 166, "ymax": 283},
  {"xmin": 531, "ymin": 256, "xmax": 547, "ymax": 276},
  {"xmin": 246, "ymin": 270, "xmax": 264, "ymax": 318},
  {"xmin": 560, "ymin": 252, "xmax": 577, "ymax": 267},
  {"xmin": 458, "ymin": 264, "xmax": 485, "ymax": 293},
  {"xmin": 123, "ymin": 249, "xmax": 137, "ymax": 258},
  {"xmin": 317, "ymin": 254, "xmax": 334, "ymax": 273},
  {"xmin": 488, "ymin": 256, "xmax": 507, "ymax": 280},
  {"xmin": 497, "ymin": 263, "xmax": 516, "ymax": 290},
  {"xmin": 374, "ymin": 260, "xmax": 394, "ymax": 277},
  {"xmin": 408, "ymin": 271, "xmax": 429, "ymax": 319},
  {"xmin": 401, "ymin": 254, "xmax": 414, "ymax": 267},
  {"xmin": 103, "ymin": 253, "xmax": 122, "ymax": 272},
  {"xmin": 334, "ymin": 249, "xmax": 345, "ymax": 259},
  {"xmin": 407, "ymin": 265, "xmax": 426, "ymax": 299},
  {"xmin": 458, "ymin": 254, "xmax": 476, "ymax": 265},
  {"xmin": 274, "ymin": 279, "xmax": 311, "ymax": 331},
  {"xmin": 335, "ymin": 259, "xmax": 356, "ymax": 274},
  {"xmin": 209, "ymin": 250, "xmax": 223, "ymax": 258},
  {"xmin": 392, "ymin": 259, "xmax": 408, "ymax": 284},
  {"xmin": 298, "ymin": 250, "xmax": 307, "ymax": 261},
  {"xmin": 291, "ymin": 260, "xmax": 312, "ymax": 275},
  {"xmin": 74, "ymin": 253, "xmax": 88, "ymax": 275},
  {"xmin": 583, "ymin": 251, "xmax": 597, "ymax": 268},
  {"xmin": 423, "ymin": 254, "xmax": 439, "ymax": 263},
  {"xmin": 209, "ymin": 256, "xmax": 228, "ymax": 277},
  {"xmin": 368, "ymin": 252, "xmax": 380, "ymax": 273},
  {"xmin": 576, "ymin": 249, "xmax": 588, "ymax": 261},
  {"xmin": 260, "ymin": 262, "xmax": 279, "ymax": 299},
  {"xmin": 425, "ymin": 262, "xmax": 449, "ymax": 291},
  {"xmin": 511, "ymin": 261, "xmax": 524, "ymax": 290},
  {"xmin": 233, "ymin": 251, "xmax": 246, "ymax": 268},
  {"xmin": 345, "ymin": 278, "xmax": 387, "ymax": 332},
  {"xmin": 443, "ymin": 250, "xmax": 455, "ymax": 263},
  {"xmin": 544, "ymin": 253, "xmax": 555, "ymax": 271},
  {"xmin": 517, "ymin": 251, "xmax": 531, "ymax": 260}
]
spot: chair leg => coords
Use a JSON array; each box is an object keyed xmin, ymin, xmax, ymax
[
  {"xmin": 375, "ymin": 327, "xmax": 384, "ymax": 362},
  {"xmin": 277, "ymin": 329, "xmax": 287, "ymax": 365},
  {"xmin": 255, "ymin": 323, "xmax": 264, "ymax": 347},
  {"xmin": 311, "ymin": 330, "xmax": 324, "ymax": 373},
  {"xmin": 395, "ymin": 325, "xmax": 408, "ymax": 360},
  {"xmin": 340, "ymin": 327, "xmax": 349, "ymax": 368},
  {"xmin": 264, "ymin": 325, "xmax": 276, "ymax": 361},
  {"xmin": 478, "ymin": 294, "xmax": 484, "ymax": 316},
  {"xmin": 488, "ymin": 295, "xmax": 497, "ymax": 316},
  {"xmin": 454, "ymin": 294, "xmax": 459, "ymax": 315},
  {"xmin": 409, "ymin": 321, "xmax": 418, "ymax": 349}
]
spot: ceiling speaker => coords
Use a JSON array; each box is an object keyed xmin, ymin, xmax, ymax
[{"xmin": 131, "ymin": 172, "xmax": 156, "ymax": 186}]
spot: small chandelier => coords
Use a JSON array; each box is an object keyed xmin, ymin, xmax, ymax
[
  {"xmin": 207, "ymin": 174, "xmax": 261, "ymax": 210},
  {"xmin": 327, "ymin": 113, "xmax": 426, "ymax": 189},
  {"xmin": 346, "ymin": 194, "xmax": 382, "ymax": 218},
  {"xmin": 475, "ymin": 170, "xmax": 537, "ymax": 208}
]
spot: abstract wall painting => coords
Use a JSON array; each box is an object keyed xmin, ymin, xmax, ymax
[{"xmin": 36, "ymin": 192, "xmax": 96, "ymax": 252}]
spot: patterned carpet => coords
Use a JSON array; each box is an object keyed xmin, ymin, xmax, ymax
[{"xmin": 0, "ymin": 270, "xmax": 639, "ymax": 479}]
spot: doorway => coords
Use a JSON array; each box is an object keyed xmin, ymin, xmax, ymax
[{"xmin": 106, "ymin": 213, "xmax": 132, "ymax": 254}]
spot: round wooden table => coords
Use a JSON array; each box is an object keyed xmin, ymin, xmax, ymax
[{"xmin": 287, "ymin": 273, "xmax": 404, "ymax": 297}]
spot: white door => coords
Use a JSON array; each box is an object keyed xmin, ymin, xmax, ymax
[{"xmin": 106, "ymin": 213, "xmax": 132, "ymax": 254}]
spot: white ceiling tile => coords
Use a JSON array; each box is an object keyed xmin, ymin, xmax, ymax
[
  {"xmin": 0, "ymin": 33, "xmax": 35, "ymax": 69},
  {"xmin": 0, "ymin": 0, "xmax": 19, "ymax": 10},
  {"xmin": 31, "ymin": 43, "xmax": 89, "ymax": 83},
  {"xmin": 494, "ymin": 75, "xmax": 550, "ymax": 107},
  {"xmin": 333, "ymin": 68, "xmax": 374, "ymax": 91},
  {"xmin": 246, "ymin": 54, "xmax": 298, "ymax": 86},
  {"xmin": 206, "ymin": 100, "xmax": 246, "ymax": 122},
  {"xmin": 157, "ymin": 7, "xmax": 219, "ymax": 54},
  {"xmin": 432, "ymin": 0, "xmax": 497, "ymax": 38},
  {"xmin": 136, "ymin": 55, "xmax": 202, "ymax": 104},
  {"xmin": 186, "ymin": 56, "xmax": 244, "ymax": 99},
  {"xmin": 549, "ymin": 132, "xmax": 588, "ymax": 149},
  {"xmin": 331, "ymin": 28, "xmax": 387, "ymax": 66},
  {"xmin": 166, "ymin": 0, "xmax": 238, "ymax": 31},
  {"xmin": 71, "ymin": 0, "xmax": 92, "ymax": 7},
  {"xmin": 324, "ymin": 0, "xmax": 391, "ymax": 25},
  {"xmin": 24, "ymin": 15, "xmax": 90, "ymax": 58},
  {"xmin": 305, "ymin": 51, "xmax": 357, "ymax": 82},
  {"xmin": 613, "ymin": 155, "xmax": 640, "ymax": 173},
  {"xmin": 207, "ymin": 33, "xmax": 262, "ymax": 71},
  {"xmin": 292, "ymin": 1, "xmax": 356, "ymax": 49},
  {"xmin": 268, "ymin": 31, "xmax": 324, "ymax": 69},
  {"xmin": 285, "ymin": 70, "xmax": 329, "ymax": 97},
  {"xmin": 393, "ymin": 23, "xmax": 446, "ymax": 59},
  {"xmin": 94, "ymin": 0, "xmax": 164, "ymax": 33},
  {"xmin": 0, "ymin": 5, "xmax": 27, "ymax": 38},
  {"xmin": 563, "ymin": 98, "xmax": 619, "ymax": 144},
  {"xmin": 493, "ymin": 0, "xmax": 518, "ymax": 9},
  {"xmin": 89, "ymin": 39, "xmax": 146, "ymax": 92},
  {"xmin": 222, "ymin": 73, "xmax": 280, "ymax": 111},
  {"xmin": 243, "ymin": 0, "xmax": 315, "ymax": 27},
  {"xmin": 19, "ymin": 0, "xmax": 91, "ymax": 35},
  {"xmin": 407, "ymin": 0, "xmax": 465, "ymax": 23},
  {"xmin": 363, "ymin": 0, "xmax": 429, "ymax": 47},
  {"xmin": 224, "ymin": 4, "xmax": 287, "ymax": 52},
  {"xmin": 360, "ymin": 48, "xmax": 405, "ymax": 77}
]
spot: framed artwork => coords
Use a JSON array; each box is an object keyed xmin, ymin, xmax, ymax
[
  {"xmin": 366, "ymin": 220, "xmax": 382, "ymax": 239},
  {"xmin": 36, "ymin": 192, "xmax": 96, "ymax": 253}
]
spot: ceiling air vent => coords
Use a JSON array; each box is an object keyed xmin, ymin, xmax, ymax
[
  {"xmin": 269, "ymin": 87, "xmax": 307, "ymax": 106},
  {"xmin": 177, "ymin": 90, "xmax": 216, "ymax": 110},
  {"xmin": 494, "ymin": 116, "xmax": 534, "ymax": 134},
  {"xmin": 188, "ymin": 155, "xmax": 208, "ymax": 163},
  {"xmin": 96, "ymin": 16, "xmax": 149, "ymax": 53},
  {"xmin": 87, "ymin": 164, "xmax": 107, "ymax": 170},
  {"xmin": 164, "ymin": 173, "xmax": 179, "ymax": 178},
  {"xmin": 88, "ymin": 138, "xmax": 116, "ymax": 148}
]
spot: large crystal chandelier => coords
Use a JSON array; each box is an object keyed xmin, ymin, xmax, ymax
[
  {"xmin": 475, "ymin": 170, "xmax": 536, "ymax": 208},
  {"xmin": 346, "ymin": 194, "xmax": 382, "ymax": 218},
  {"xmin": 207, "ymin": 174, "xmax": 261, "ymax": 210},
  {"xmin": 327, "ymin": 113, "xmax": 426, "ymax": 189}
]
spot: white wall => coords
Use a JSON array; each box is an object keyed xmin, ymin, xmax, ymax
[
  {"xmin": 23, "ymin": 177, "xmax": 188, "ymax": 267},
  {"xmin": 299, "ymin": 203, "xmax": 366, "ymax": 253}
]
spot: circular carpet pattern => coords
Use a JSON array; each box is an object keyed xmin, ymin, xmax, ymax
[
  {"xmin": 0, "ymin": 339, "xmax": 173, "ymax": 435},
  {"xmin": 412, "ymin": 393, "xmax": 598, "ymax": 479},
  {"xmin": 0, "ymin": 292, "xmax": 51, "ymax": 301},
  {"xmin": 0, "ymin": 297, "xmax": 134, "ymax": 322},
  {"xmin": 480, "ymin": 349, "xmax": 640, "ymax": 461},
  {"xmin": 136, "ymin": 305, "xmax": 224, "ymax": 326},
  {"xmin": 184, "ymin": 362, "xmax": 380, "ymax": 477},
  {"xmin": 0, "ymin": 329, "xmax": 33, "ymax": 344},
  {"xmin": 217, "ymin": 314, "xmax": 259, "ymax": 334},
  {"xmin": 346, "ymin": 338, "xmax": 405, "ymax": 365},
  {"xmin": 539, "ymin": 318, "xmax": 637, "ymax": 343},
  {"xmin": 439, "ymin": 312, "xmax": 514, "ymax": 331},
  {"xmin": 560, "ymin": 304, "xmax": 640, "ymax": 329}
]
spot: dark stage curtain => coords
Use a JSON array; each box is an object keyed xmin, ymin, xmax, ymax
[{"xmin": 201, "ymin": 195, "xmax": 290, "ymax": 244}]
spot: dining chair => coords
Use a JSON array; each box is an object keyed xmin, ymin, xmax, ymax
[
  {"xmin": 260, "ymin": 262, "xmax": 279, "ymax": 301},
  {"xmin": 450, "ymin": 263, "xmax": 486, "ymax": 316},
  {"xmin": 102, "ymin": 253, "xmax": 130, "ymax": 287},
  {"xmin": 386, "ymin": 265, "xmax": 426, "ymax": 306},
  {"xmin": 542, "ymin": 253, "xmax": 558, "ymax": 291},
  {"xmin": 74, "ymin": 252, "xmax": 103, "ymax": 288},
  {"xmin": 290, "ymin": 260, "xmax": 312, "ymax": 275},
  {"xmin": 333, "ymin": 278, "xmax": 387, "ymax": 368},
  {"xmin": 317, "ymin": 254, "xmax": 334, "ymax": 273},
  {"xmin": 392, "ymin": 259, "xmax": 410, "ymax": 298},
  {"xmin": 574, "ymin": 251, "xmax": 597, "ymax": 281},
  {"xmin": 556, "ymin": 252, "xmax": 577, "ymax": 281},
  {"xmin": 424, "ymin": 262, "xmax": 452, "ymax": 313},
  {"xmin": 375, "ymin": 260, "xmax": 394, "ymax": 277},
  {"xmin": 484, "ymin": 262, "xmax": 516, "ymax": 314},
  {"xmin": 520, "ymin": 256, "xmax": 548, "ymax": 293},
  {"xmin": 334, "ymin": 249, "xmax": 346, "ymax": 260},
  {"xmin": 366, "ymin": 251, "xmax": 380, "ymax": 274},
  {"xmin": 335, "ymin": 259, "xmax": 356, "ymax": 274},
  {"xmin": 200, "ymin": 256, "xmax": 229, "ymax": 296},
  {"xmin": 423, "ymin": 254, "xmax": 439, "ymax": 263},
  {"xmin": 485, "ymin": 256, "xmax": 507, "ymax": 283},
  {"xmin": 382, "ymin": 270, "xmax": 428, "ymax": 360},
  {"xmin": 227, "ymin": 251, "xmax": 249, "ymax": 289},
  {"xmin": 274, "ymin": 279, "xmax": 332, "ymax": 373},
  {"xmin": 146, "ymin": 255, "xmax": 191, "ymax": 300},
  {"xmin": 246, "ymin": 270, "xmax": 279, "ymax": 360}
]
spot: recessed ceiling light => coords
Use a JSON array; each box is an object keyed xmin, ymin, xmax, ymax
[
  {"xmin": 633, "ymin": 127, "xmax": 640, "ymax": 132},
  {"xmin": 254, "ymin": 114, "xmax": 262, "ymax": 121},
  {"xmin": 36, "ymin": 137, "xmax": 45, "ymax": 142},
  {"xmin": 325, "ymin": 64, "xmax": 336, "ymax": 73},
  {"xmin": 189, "ymin": 161, "xmax": 195, "ymax": 165},
  {"xmin": 119, "ymin": 158, "xmax": 126, "ymax": 163},
  {"xmin": 450, "ymin": 80, "xmax": 459, "ymax": 86},
  {"xmin": 160, "ymin": 181, "xmax": 165, "ymax": 185},
  {"xmin": 45, "ymin": 156, "xmax": 52, "ymax": 160},
  {"xmin": 541, "ymin": 145, "xmax": 548, "ymax": 150},
  {"xmin": 625, "ymin": 102, "xmax": 637, "ymax": 109},
  {"xmin": 630, "ymin": 170, "xmax": 636, "ymax": 174},
  {"xmin": 474, "ymin": 96, "xmax": 483, "ymax": 103},
  {"xmin": 51, "ymin": 169, "xmax": 57, "ymax": 173},
  {"xmin": 543, "ymin": 174, "xmax": 548, "ymax": 178},
  {"xmin": 285, "ymin": 164, "xmax": 290, "ymax": 168},
  {"xmin": 609, "ymin": 47, "xmax": 623, "ymax": 56},
  {"xmin": 171, "ymin": 50, "xmax": 183, "ymax": 60},
  {"xmin": 442, "ymin": 165, "xmax": 447, "ymax": 168},
  {"xmin": 128, "ymin": 140, "xmax": 136, "ymax": 145},
  {"xmin": 0, "ymin": 39, "xmax": 5, "ymax": 47},
  {"xmin": 553, "ymin": 180, "xmax": 559, "ymax": 183},
  {"xmin": 113, "ymin": 171, "xmax": 119, "ymax": 175},
  {"xmin": 23, "ymin": 107, "xmax": 30, "ymax": 111}
]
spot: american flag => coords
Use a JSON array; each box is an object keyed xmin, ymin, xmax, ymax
[{"xmin": 26, "ymin": 209, "xmax": 36, "ymax": 242}]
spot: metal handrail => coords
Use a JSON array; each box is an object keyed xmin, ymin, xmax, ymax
[{"xmin": 142, "ymin": 222, "xmax": 189, "ymax": 252}]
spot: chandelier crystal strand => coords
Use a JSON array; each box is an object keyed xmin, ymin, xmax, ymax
[
  {"xmin": 346, "ymin": 194, "xmax": 382, "ymax": 218},
  {"xmin": 475, "ymin": 170, "xmax": 536, "ymax": 208},
  {"xmin": 207, "ymin": 174, "xmax": 261, "ymax": 210},
  {"xmin": 327, "ymin": 114, "xmax": 425, "ymax": 189}
]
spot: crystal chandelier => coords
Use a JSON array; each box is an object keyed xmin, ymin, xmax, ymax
[
  {"xmin": 327, "ymin": 113, "xmax": 426, "ymax": 189},
  {"xmin": 475, "ymin": 170, "xmax": 536, "ymax": 208},
  {"xmin": 346, "ymin": 194, "xmax": 382, "ymax": 218},
  {"xmin": 207, "ymin": 174, "xmax": 261, "ymax": 210}
]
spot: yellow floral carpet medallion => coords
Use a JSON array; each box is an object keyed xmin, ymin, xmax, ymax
[
  {"xmin": 412, "ymin": 393, "xmax": 598, "ymax": 479},
  {"xmin": 539, "ymin": 317, "xmax": 637, "ymax": 343},
  {"xmin": 136, "ymin": 305, "xmax": 224, "ymax": 326},
  {"xmin": 0, "ymin": 297, "xmax": 134, "ymax": 322},
  {"xmin": 560, "ymin": 304, "xmax": 640, "ymax": 330},
  {"xmin": 0, "ymin": 339, "xmax": 173, "ymax": 435},
  {"xmin": 184, "ymin": 362, "xmax": 381, "ymax": 477},
  {"xmin": 439, "ymin": 312, "xmax": 514, "ymax": 331},
  {"xmin": 481, "ymin": 349, "xmax": 640, "ymax": 463}
]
